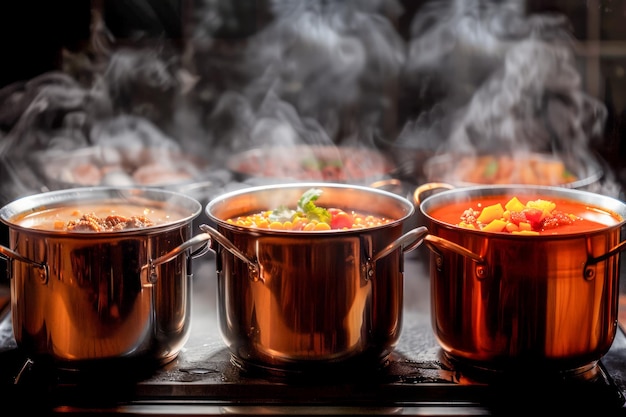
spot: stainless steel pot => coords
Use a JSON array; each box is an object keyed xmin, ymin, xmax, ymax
[
  {"xmin": 414, "ymin": 183, "xmax": 626, "ymax": 374},
  {"xmin": 0, "ymin": 187, "xmax": 203, "ymax": 369},
  {"xmin": 195, "ymin": 182, "xmax": 427, "ymax": 375}
]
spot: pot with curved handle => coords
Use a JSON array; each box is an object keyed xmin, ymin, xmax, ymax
[
  {"xmin": 413, "ymin": 182, "xmax": 626, "ymax": 374},
  {"xmin": 0, "ymin": 186, "xmax": 203, "ymax": 370},
  {"xmin": 189, "ymin": 182, "xmax": 427, "ymax": 376}
]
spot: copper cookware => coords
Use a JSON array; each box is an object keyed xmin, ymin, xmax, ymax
[
  {"xmin": 196, "ymin": 182, "xmax": 426, "ymax": 375},
  {"xmin": 414, "ymin": 183, "xmax": 626, "ymax": 374},
  {"xmin": 0, "ymin": 187, "xmax": 202, "ymax": 369}
]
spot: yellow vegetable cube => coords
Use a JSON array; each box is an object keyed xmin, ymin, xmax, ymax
[
  {"xmin": 483, "ymin": 219, "xmax": 507, "ymax": 232},
  {"xmin": 505, "ymin": 197, "xmax": 525, "ymax": 213},
  {"xmin": 477, "ymin": 203, "xmax": 504, "ymax": 224},
  {"xmin": 526, "ymin": 199, "xmax": 556, "ymax": 213}
]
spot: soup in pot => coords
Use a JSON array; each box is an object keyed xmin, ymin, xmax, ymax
[
  {"xmin": 11, "ymin": 203, "xmax": 187, "ymax": 232},
  {"xmin": 224, "ymin": 188, "xmax": 393, "ymax": 231},
  {"xmin": 427, "ymin": 194, "xmax": 622, "ymax": 235}
]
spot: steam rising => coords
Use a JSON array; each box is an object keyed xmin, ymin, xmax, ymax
[
  {"xmin": 447, "ymin": 40, "xmax": 606, "ymax": 155},
  {"xmin": 0, "ymin": 0, "xmax": 621, "ymax": 202},
  {"xmin": 399, "ymin": 0, "xmax": 605, "ymax": 150}
]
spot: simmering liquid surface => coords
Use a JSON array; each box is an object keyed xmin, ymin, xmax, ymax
[
  {"xmin": 428, "ymin": 195, "xmax": 622, "ymax": 235},
  {"xmin": 11, "ymin": 203, "xmax": 185, "ymax": 231}
]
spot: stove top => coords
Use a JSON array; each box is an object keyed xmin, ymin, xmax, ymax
[{"xmin": 1, "ymin": 253, "xmax": 626, "ymax": 416}]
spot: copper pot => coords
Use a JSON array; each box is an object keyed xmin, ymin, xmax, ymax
[
  {"xmin": 414, "ymin": 183, "xmax": 626, "ymax": 373},
  {"xmin": 0, "ymin": 187, "xmax": 202, "ymax": 369},
  {"xmin": 198, "ymin": 182, "xmax": 426, "ymax": 375}
]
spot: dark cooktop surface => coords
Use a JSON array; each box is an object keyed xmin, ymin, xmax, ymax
[{"xmin": 1, "ymin": 252, "xmax": 626, "ymax": 416}]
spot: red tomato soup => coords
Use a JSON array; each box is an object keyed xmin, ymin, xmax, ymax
[{"xmin": 427, "ymin": 194, "xmax": 622, "ymax": 235}]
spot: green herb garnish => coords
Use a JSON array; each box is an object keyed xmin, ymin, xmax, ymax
[
  {"xmin": 267, "ymin": 188, "xmax": 331, "ymax": 225},
  {"xmin": 297, "ymin": 188, "xmax": 331, "ymax": 224}
]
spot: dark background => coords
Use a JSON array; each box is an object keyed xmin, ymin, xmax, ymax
[{"xmin": 1, "ymin": 0, "xmax": 624, "ymax": 182}]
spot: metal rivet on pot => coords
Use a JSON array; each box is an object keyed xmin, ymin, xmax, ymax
[
  {"xmin": 249, "ymin": 265, "xmax": 261, "ymax": 282},
  {"xmin": 475, "ymin": 265, "xmax": 487, "ymax": 280},
  {"xmin": 147, "ymin": 263, "xmax": 158, "ymax": 284},
  {"xmin": 435, "ymin": 254, "xmax": 443, "ymax": 272},
  {"xmin": 361, "ymin": 261, "xmax": 374, "ymax": 281},
  {"xmin": 358, "ymin": 264, "xmax": 370, "ymax": 281},
  {"xmin": 584, "ymin": 266, "xmax": 596, "ymax": 281},
  {"xmin": 37, "ymin": 265, "xmax": 48, "ymax": 285}
]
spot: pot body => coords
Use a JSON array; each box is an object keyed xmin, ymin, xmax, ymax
[
  {"xmin": 205, "ymin": 183, "xmax": 415, "ymax": 375},
  {"xmin": 419, "ymin": 185, "xmax": 626, "ymax": 373},
  {"xmin": 0, "ymin": 187, "xmax": 202, "ymax": 369}
]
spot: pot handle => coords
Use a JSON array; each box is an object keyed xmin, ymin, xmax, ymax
[
  {"xmin": 145, "ymin": 224, "xmax": 260, "ymax": 283},
  {"xmin": 370, "ymin": 226, "xmax": 429, "ymax": 262},
  {"xmin": 144, "ymin": 233, "xmax": 213, "ymax": 283},
  {"xmin": 0, "ymin": 244, "xmax": 48, "ymax": 270},
  {"xmin": 413, "ymin": 182, "xmax": 455, "ymax": 205},
  {"xmin": 148, "ymin": 233, "xmax": 213, "ymax": 268},
  {"xmin": 422, "ymin": 234, "xmax": 485, "ymax": 264},
  {"xmin": 198, "ymin": 224, "xmax": 258, "ymax": 270},
  {"xmin": 586, "ymin": 240, "xmax": 626, "ymax": 267},
  {"xmin": 369, "ymin": 178, "xmax": 403, "ymax": 194}
]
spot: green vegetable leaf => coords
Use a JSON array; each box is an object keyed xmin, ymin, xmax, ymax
[
  {"xmin": 298, "ymin": 188, "xmax": 323, "ymax": 208},
  {"xmin": 297, "ymin": 188, "xmax": 331, "ymax": 224}
]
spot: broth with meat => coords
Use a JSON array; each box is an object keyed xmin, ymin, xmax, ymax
[{"xmin": 11, "ymin": 203, "xmax": 186, "ymax": 232}]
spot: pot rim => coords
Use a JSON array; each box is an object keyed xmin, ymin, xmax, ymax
[
  {"xmin": 206, "ymin": 182, "xmax": 415, "ymax": 234},
  {"xmin": 419, "ymin": 183, "xmax": 626, "ymax": 238},
  {"xmin": 0, "ymin": 186, "xmax": 203, "ymax": 236}
]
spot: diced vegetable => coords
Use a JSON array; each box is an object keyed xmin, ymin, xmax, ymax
[
  {"xmin": 526, "ymin": 199, "xmax": 556, "ymax": 212},
  {"xmin": 329, "ymin": 208, "xmax": 354, "ymax": 230},
  {"xmin": 505, "ymin": 197, "xmax": 525, "ymax": 212},
  {"xmin": 226, "ymin": 188, "xmax": 391, "ymax": 231},
  {"xmin": 455, "ymin": 196, "xmax": 580, "ymax": 234},
  {"xmin": 476, "ymin": 203, "xmax": 504, "ymax": 224},
  {"xmin": 483, "ymin": 219, "xmax": 507, "ymax": 232}
]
